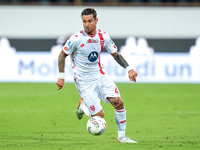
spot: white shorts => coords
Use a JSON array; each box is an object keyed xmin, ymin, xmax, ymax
[{"xmin": 75, "ymin": 74, "xmax": 121, "ymax": 115}]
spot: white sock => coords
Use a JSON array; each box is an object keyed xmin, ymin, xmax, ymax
[
  {"xmin": 115, "ymin": 108, "xmax": 126, "ymax": 139},
  {"xmin": 80, "ymin": 103, "xmax": 91, "ymax": 118}
]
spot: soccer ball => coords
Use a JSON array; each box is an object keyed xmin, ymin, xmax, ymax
[{"xmin": 87, "ymin": 116, "xmax": 107, "ymax": 135}]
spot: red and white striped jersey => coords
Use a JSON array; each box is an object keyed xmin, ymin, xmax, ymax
[{"xmin": 62, "ymin": 29, "xmax": 117, "ymax": 81}]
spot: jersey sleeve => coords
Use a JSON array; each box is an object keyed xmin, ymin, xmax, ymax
[
  {"xmin": 103, "ymin": 32, "xmax": 118, "ymax": 54},
  {"xmin": 62, "ymin": 34, "xmax": 79, "ymax": 55}
]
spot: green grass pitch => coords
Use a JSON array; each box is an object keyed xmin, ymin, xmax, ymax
[{"xmin": 0, "ymin": 83, "xmax": 200, "ymax": 150}]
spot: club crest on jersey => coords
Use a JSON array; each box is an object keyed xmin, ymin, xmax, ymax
[
  {"xmin": 88, "ymin": 39, "xmax": 98, "ymax": 43},
  {"xmin": 88, "ymin": 51, "xmax": 98, "ymax": 62}
]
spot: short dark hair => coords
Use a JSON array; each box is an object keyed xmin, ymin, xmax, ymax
[{"xmin": 81, "ymin": 8, "xmax": 97, "ymax": 19}]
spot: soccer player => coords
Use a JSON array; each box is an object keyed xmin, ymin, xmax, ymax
[{"xmin": 56, "ymin": 8, "xmax": 137, "ymax": 143}]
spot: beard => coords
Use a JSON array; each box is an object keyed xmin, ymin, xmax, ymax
[{"xmin": 85, "ymin": 27, "xmax": 94, "ymax": 35}]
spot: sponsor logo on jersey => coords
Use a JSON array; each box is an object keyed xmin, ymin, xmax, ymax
[
  {"xmin": 64, "ymin": 41, "xmax": 71, "ymax": 50},
  {"xmin": 67, "ymin": 41, "xmax": 71, "ymax": 47},
  {"xmin": 81, "ymin": 44, "xmax": 84, "ymax": 47},
  {"xmin": 100, "ymin": 40, "xmax": 104, "ymax": 46},
  {"xmin": 88, "ymin": 39, "xmax": 98, "ymax": 43},
  {"xmin": 110, "ymin": 39, "xmax": 114, "ymax": 44},
  {"xmin": 88, "ymin": 51, "xmax": 98, "ymax": 62},
  {"xmin": 85, "ymin": 62, "xmax": 98, "ymax": 66}
]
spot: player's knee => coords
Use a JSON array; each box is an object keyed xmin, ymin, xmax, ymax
[
  {"xmin": 107, "ymin": 97, "xmax": 124, "ymax": 110},
  {"xmin": 99, "ymin": 112, "xmax": 104, "ymax": 118}
]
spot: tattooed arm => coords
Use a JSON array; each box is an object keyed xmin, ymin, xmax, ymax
[
  {"xmin": 112, "ymin": 52, "xmax": 129, "ymax": 68},
  {"xmin": 56, "ymin": 51, "xmax": 68, "ymax": 90},
  {"xmin": 111, "ymin": 52, "xmax": 137, "ymax": 82},
  {"xmin": 58, "ymin": 51, "xmax": 68, "ymax": 72}
]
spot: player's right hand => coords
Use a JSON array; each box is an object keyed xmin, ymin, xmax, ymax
[{"xmin": 56, "ymin": 78, "xmax": 65, "ymax": 90}]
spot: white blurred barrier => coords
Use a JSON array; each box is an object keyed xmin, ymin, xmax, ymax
[
  {"xmin": 0, "ymin": 36, "xmax": 200, "ymax": 83},
  {"xmin": 0, "ymin": 51, "xmax": 200, "ymax": 83}
]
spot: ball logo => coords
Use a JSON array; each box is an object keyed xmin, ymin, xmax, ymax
[{"xmin": 88, "ymin": 51, "xmax": 98, "ymax": 62}]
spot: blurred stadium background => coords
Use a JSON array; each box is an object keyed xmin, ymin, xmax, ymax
[
  {"xmin": 0, "ymin": 0, "xmax": 200, "ymax": 83},
  {"xmin": 0, "ymin": 2, "xmax": 200, "ymax": 149},
  {"xmin": 0, "ymin": 0, "xmax": 200, "ymax": 5}
]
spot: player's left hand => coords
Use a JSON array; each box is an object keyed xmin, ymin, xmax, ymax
[{"xmin": 128, "ymin": 70, "xmax": 137, "ymax": 82}]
